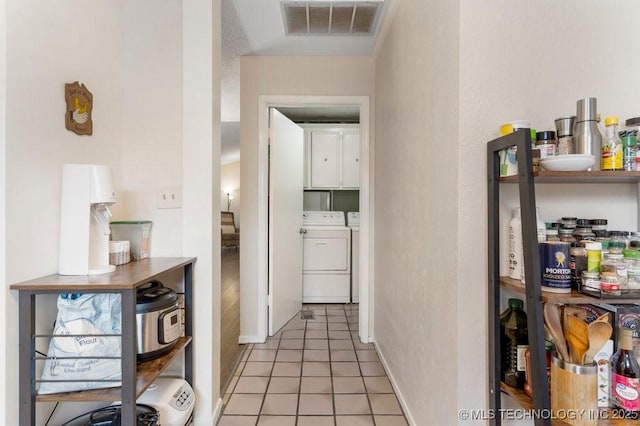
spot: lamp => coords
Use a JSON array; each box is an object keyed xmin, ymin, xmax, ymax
[{"xmin": 226, "ymin": 193, "xmax": 234, "ymax": 211}]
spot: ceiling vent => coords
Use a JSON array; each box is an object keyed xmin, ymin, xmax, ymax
[{"xmin": 281, "ymin": 1, "xmax": 383, "ymax": 36}]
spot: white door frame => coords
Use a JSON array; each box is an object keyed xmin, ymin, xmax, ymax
[{"xmin": 257, "ymin": 95, "xmax": 373, "ymax": 343}]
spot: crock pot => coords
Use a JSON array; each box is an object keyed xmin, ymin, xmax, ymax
[{"xmin": 136, "ymin": 280, "xmax": 182, "ymax": 361}]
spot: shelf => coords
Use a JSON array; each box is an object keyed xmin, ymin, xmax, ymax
[
  {"xmin": 500, "ymin": 277, "xmax": 640, "ymax": 305},
  {"xmin": 36, "ymin": 336, "xmax": 192, "ymax": 402},
  {"xmin": 499, "ymin": 170, "xmax": 640, "ymax": 184},
  {"xmin": 10, "ymin": 257, "xmax": 196, "ymax": 291},
  {"xmin": 501, "ymin": 382, "xmax": 638, "ymax": 425}
]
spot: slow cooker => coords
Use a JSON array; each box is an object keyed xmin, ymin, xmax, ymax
[{"xmin": 136, "ymin": 280, "xmax": 182, "ymax": 361}]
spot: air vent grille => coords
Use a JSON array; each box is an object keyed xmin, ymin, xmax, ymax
[{"xmin": 281, "ymin": 1, "xmax": 383, "ymax": 36}]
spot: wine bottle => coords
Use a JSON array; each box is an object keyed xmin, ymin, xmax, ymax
[{"xmin": 610, "ymin": 328, "xmax": 640, "ymax": 415}]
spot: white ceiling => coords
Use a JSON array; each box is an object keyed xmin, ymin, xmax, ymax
[{"xmin": 221, "ymin": 0, "xmax": 388, "ymax": 164}]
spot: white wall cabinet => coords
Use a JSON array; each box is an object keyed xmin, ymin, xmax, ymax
[{"xmin": 303, "ymin": 124, "xmax": 360, "ymax": 189}]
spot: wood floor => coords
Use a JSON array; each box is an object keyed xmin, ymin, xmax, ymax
[{"xmin": 221, "ymin": 248, "xmax": 243, "ymax": 392}]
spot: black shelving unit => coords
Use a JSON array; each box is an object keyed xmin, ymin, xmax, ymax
[{"xmin": 487, "ymin": 130, "xmax": 550, "ymax": 426}]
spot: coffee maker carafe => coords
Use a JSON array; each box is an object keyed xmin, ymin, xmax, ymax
[{"xmin": 58, "ymin": 164, "xmax": 117, "ymax": 275}]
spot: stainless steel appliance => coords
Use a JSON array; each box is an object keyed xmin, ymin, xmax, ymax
[{"xmin": 136, "ymin": 281, "xmax": 182, "ymax": 361}]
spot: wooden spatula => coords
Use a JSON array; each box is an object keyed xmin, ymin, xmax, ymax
[
  {"xmin": 543, "ymin": 303, "xmax": 569, "ymax": 361},
  {"xmin": 565, "ymin": 314, "xmax": 589, "ymax": 365}
]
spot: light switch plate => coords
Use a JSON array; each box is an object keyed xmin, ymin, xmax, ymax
[{"xmin": 157, "ymin": 185, "xmax": 182, "ymax": 209}]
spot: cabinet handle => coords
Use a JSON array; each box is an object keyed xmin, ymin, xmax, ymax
[
  {"xmin": 324, "ymin": 158, "xmax": 328, "ymax": 162},
  {"xmin": 355, "ymin": 158, "xmax": 359, "ymax": 162}
]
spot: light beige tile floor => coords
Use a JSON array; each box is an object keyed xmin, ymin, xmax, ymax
[{"xmin": 218, "ymin": 304, "xmax": 408, "ymax": 426}]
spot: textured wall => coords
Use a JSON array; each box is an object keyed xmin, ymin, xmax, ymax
[{"xmin": 373, "ymin": 0, "xmax": 460, "ymax": 423}]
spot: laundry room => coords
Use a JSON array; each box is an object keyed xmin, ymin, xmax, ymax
[{"xmin": 279, "ymin": 105, "xmax": 361, "ymax": 303}]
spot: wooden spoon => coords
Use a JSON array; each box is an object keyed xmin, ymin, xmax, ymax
[
  {"xmin": 583, "ymin": 320, "xmax": 613, "ymax": 364},
  {"xmin": 565, "ymin": 314, "xmax": 589, "ymax": 364},
  {"xmin": 543, "ymin": 303, "xmax": 569, "ymax": 361}
]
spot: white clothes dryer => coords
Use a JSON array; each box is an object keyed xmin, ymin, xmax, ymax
[
  {"xmin": 347, "ymin": 212, "xmax": 360, "ymax": 304},
  {"xmin": 302, "ymin": 211, "xmax": 351, "ymax": 303}
]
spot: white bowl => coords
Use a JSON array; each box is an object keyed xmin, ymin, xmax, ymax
[{"xmin": 540, "ymin": 154, "xmax": 595, "ymax": 171}]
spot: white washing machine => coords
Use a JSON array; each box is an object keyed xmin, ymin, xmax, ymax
[
  {"xmin": 302, "ymin": 211, "xmax": 351, "ymax": 303},
  {"xmin": 347, "ymin": 212, "xmax": 360, "ymax": 303}
]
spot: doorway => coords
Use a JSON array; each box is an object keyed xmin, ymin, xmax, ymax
[{"xmin": 257, "ymin": 95, "xmax": 372, "ymax": 343}]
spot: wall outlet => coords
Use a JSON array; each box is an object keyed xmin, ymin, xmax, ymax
[{"xmin": 157, "ymin": 186, "xmax": 182, "ymax": 209}]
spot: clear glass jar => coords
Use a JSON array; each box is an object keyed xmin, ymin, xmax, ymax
[
  {"xmin": 581, "ymin": 271, "xmax": 600, "ymax": 292},
  {"xmin": 561, "ymin": 217, "xmax": 578, "ymax": 230},
  {"xmin": 602, "ymin": 253, "xmax": 627, "ymax": 290},
  {"xmin": 600, "ymin": 273, "xmax": 621, "ymax": 295},
  {"xmin": 559, "ymin": 228, "xmax": 575, "ymax": 243},
  {"xmin": 623, "ymin": 249, "xmax": 640, "ymax": 290},
  {"xmin": 609, "ymin": 230, "xmax": 629, "ymax": 249},
  {"xmin": 573, "ymin": 226, "xmax": 596, "ymax": 242}
]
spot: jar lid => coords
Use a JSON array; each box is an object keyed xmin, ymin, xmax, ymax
[
  {"xmin": 623, "ymin": 249, "xmax": 640, "ymax": 259},
  {"xmin": 508, "ymin": 298, "xmax": 524, "ymax": 309},
  {"xmin": 585, "ymin": 242, "xmax": 602, "ymax": 250},
  {"xmin": 609, "ymin": 230, "xmax": 626, "ymax": 237},
  {"xmin": 562, "ymin": 217, "xmax": 578, "ymax": 221},
  {"xmin": 536, "ymin": 130, "xmax": 556, "ymax": 141},
  {"xmin": 590, "ymin": 219, "xmax": 607, "ymax": 226},
  {"xmin": 577, "ymin": 219, "xmax": 590, "ymax": 226},
  {"xmin": 550, "ymin": 222, "xmax": 562, "ymax": 230},
  {"xmin": 626, "ymin": 117, "xmax": 640, "ymax": 127},
  {"xmin": 604, "ymin": 116, "xmax": 619, "ymax": 127}
]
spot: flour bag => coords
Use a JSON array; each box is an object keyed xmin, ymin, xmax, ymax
[{"xmin": 38, "ymin": 293, "xmax": 122, "ymax": 394}]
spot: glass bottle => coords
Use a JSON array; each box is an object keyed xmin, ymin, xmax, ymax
[
  {"xmin": 500, "ymin": 298, "xmax": 528, "ymax": 388},
  {"xmin": 610, "ymin": 328, "xmax": 640, "ymax": 414},
  {"xmin": 602, "ymin": 116, "xmax": 623, "ymax": 171}
]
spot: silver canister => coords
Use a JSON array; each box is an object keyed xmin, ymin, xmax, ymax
[
  {"xmin": 574, "ymin": 97, "xmax": 602, "ymax": 170},
  {"xmin": 554, "ymin": 116, "xmax": 576, "ymax": 155}
]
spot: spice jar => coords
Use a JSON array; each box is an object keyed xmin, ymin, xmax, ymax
[
  {"xmin": 561, "ymin": 217, "xmax": 578, "ymax": 230},
  {"xmin": 586, "ymin": 242, "xmax": 603, "ymax": 273},
  {"xmin": 602, "ymin": 253, "xmax": 627, "ymax": 291},
  {"xmin": 536, "ymin": 131, "xmax": 557, "ymax": 158},
  {"xmin": 559, "ymin": 228, "xmax": 576, "ymax": 243},
  {"xmin": 623, "ymin": 249, "xmax": 640, "ymax": 290},
  {"xmin": 573, "ymin": 225, "xmax": 596, "ymax": 242},
  {"xmin": 600, "ymin": 273, "xmax": 621, "ymax": 295},
  {"xmin": 546, "ymin": 229, "xmax": 559, "ymax": 241},
  {"xmin": 609, "ymin": 231, "xmax": 629, "ymax": 249},
  {"xmin": 581, "ymin": 271, "xmax": 600, "ymax": 293}
]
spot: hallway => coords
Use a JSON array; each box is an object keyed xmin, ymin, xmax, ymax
[{"xmin": 218, "ymin": 304, "xmax": 408, "ymax": 425}]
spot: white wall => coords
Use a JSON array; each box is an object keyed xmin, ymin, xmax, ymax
[
  {"xmin": 459, "ymin": 1, "xmax": 640, "ymax": 422},
  {"xmin": 183, "ymin": 0, "xmax": 221, "ymax": 423},
  {"xmin": 239, "ymin": 56, "xmax": 374, "ymax": 341},
  {"xmin": 121, "ymin": 0, "xmax": 183, "ymax": 256},
  {"xmin": 221, "ymin": 160, "xmax": 240, "ymax": 224},
  {"xmin": 0, "ymin": 0, "xmax": 7, "ymax": 418},
  {"xmin": 5, "ymin": 1, "xmax": 124, "ymax": 423},
  {"xmin": 4, "ymin": 0, "xmax": 220, "ymax": 423},
  {"xmin": 373, "ymin": 0, "xmax": 460, "ymax": 423}
]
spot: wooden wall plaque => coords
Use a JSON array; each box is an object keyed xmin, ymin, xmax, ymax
[{"xmin": 65, "ymin": 82, "xmax": 93, "ymax": 135}]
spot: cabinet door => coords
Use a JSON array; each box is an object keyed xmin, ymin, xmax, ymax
[
  {"xmin": 341, "ymin": 131, "xmax": 360, "ymax": 188},
  {"xmin": 303, "ymin": 131, "xmax": 311, "ymax": 188},
  {"xmin": 311, "ymin": 131, "xmax": 340, "ymax": 188}
]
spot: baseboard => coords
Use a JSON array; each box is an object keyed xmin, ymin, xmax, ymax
[
  {"xmin": 191, "ymin": 397, "xmax": 223, "ymax": 426},
  {"xmin": 374, "ymin": 341, "xmax": 417, "ymax": 426},
  {"xmin": 211, "ymin": 397, "xmax": 224, "ymax": 425},
  {"xmin": 239, "ymin": 335, "xmax": 261, "ymax": 344}
]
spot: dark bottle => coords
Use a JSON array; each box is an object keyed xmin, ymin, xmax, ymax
[
  {"xmin": 611, "ymin": 328, "xmax": 640, "ymax": 415},
  {"xmin": 500, "ymin": 298, "xmax": 528, "ymax": 388}
]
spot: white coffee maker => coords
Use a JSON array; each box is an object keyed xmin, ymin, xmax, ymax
[{"xmin": 58, "ymin": 164, "xmax": 117, "ymax": 275}]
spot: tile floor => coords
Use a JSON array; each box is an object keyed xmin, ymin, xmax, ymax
[{"xmin": 218, "ymin": 304, "xmax": 408, "ymax": 426}]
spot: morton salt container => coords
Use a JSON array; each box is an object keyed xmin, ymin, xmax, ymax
[{"xmin": 539, "ymin": 241, "xmax": 571, "ymax": 293}]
